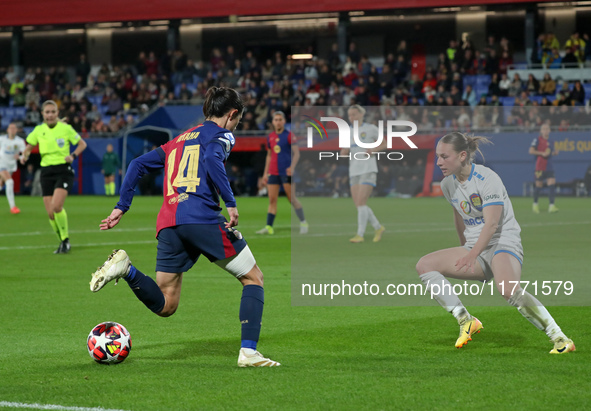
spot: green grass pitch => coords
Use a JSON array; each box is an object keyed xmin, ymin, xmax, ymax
[{"xmin": 0, "ymin": 195, "xmax": 590, "ymax": 410}]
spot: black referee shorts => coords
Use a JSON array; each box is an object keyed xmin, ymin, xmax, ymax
[{"xmin": 40, "ymin": 164, "xmax": 75, "ymax": 196}]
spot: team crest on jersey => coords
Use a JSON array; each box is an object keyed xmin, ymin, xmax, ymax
[
  {"xmin": 469, "ymin": 194, "xmax": 483, "ymax": 211},
  {"xmin": 56, "ymin": 138, "xmax": 65, "ymax": 148},
  {"xmin": 360, "ymin": 132, "xmax": 367, "ymax": 140},
  {"xmin": 460, "ymin": 201, "xmax": 471, "ymax": 214}
]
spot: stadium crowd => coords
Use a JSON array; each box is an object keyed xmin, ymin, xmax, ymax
[{"xmin": 1, "ymin": 29, "xmax": 591, "ymax": 197}]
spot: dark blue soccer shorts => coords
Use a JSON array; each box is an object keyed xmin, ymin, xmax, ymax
[
  {"xmin": 155, "ymin": 222, "xmax": 247, "ymax": 273},
  {"xmin": 268, "ymin": 174, "xmax": 291, "ymax": 185}
]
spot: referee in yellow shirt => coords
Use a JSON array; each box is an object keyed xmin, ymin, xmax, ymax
[{"xmin": 21, "ymin": 100, "xmax": 87, "ymax": 254}]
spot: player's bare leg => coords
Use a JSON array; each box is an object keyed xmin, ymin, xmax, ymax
[
  {"xmin": 284, "ymin": 182, "xmax": 308, "ymax": 234},
  {"xmin": 257, "ymin": 184, "xmax": 279, "ymax": 234},
  {"xmin": 491, "ymin": 253, "xmax": 574, "ymax": 353},
  {"xmin": 417, "ymin": 247, "xmax": 485, "ymax": 348},
  {"xmin": 0, "ymin": 169, "xmax": 19, "ymax": 213}
]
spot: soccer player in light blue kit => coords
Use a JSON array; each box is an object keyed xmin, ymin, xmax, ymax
[
  {"xmin": 90, "ymin": 87, "xmax": 280, "ymax": 367},
  {"xmin": 416, "ymin": 132, "xmax": 574, "ymax": 354}
]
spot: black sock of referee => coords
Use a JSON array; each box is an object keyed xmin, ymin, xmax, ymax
[{"xmin": 125, "ymin": 265, "xmax": 165, "ymax": 314}]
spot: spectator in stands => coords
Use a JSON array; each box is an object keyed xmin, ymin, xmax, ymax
[
  {"xmin": 0, "ymin": 87, "xmax": 9, "ymax": 106},
  {"xmin": 543, "ymin": 33, "xmax": 560, "ymax": 64},
  {"xmin": 348, "ymin": 42, "xmax": 361, "ymax": 64},
  {"xmin": 446, "ymin": 40, "xmax": 458, "ymax": 63},
  {"xmin": 565, "ymin": 32, "xmax": 586, "ymax": 64},
  {"xmin": 531, "ymin": 33, "xmax": 545, "ymax": 65},
  {"xmin": 75, "ymin": 54, "xmax": 91, "ymax": 87},
  {"xmin": 508, "ymin": 73, "xmax": 523, "ymax": 97},
  {"xmin": 106, "ymin": 93, "xmax": 123, "ymax": 115},
  {"xmin": 525, "ymin": 74, "xmax": 539, "ymax": 95},
  {"xmin": 570, "ymin": 80, "xmax": 586, "ymax": 105},
  {"xmin": 562, "ymin": 47, "xmax": 578, "ymax": 66},
  {"xmin": 498, "ymin": 50, "xmax": 513, "ymax": 75},
  {"xmin": 462, "ymin": 84, "xmax": 477, "ymax": 107},
  {"xmin": 488, "ymin": 72, "xmax": 501, "ymax": 96},
  {"xmin": 547, "ymin": 49, "xmax": 562, "ymax": 69},
  {"xmin": 539, "ymin": 73, "xmax": 556, "ymax": 95},
  {"xmin": 583, "ymin": 33, "xmax": 591, "ymax": 62},
  {"xmin": 12, "ymin": 87, "xmax": 26, "ymax": 107}
]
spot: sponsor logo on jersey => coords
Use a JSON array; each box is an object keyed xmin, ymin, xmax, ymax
[
  {"xmin": 177, "ymin": 193, "xmax": 189, "ymax": 203},
  {"xmin": 464, "ymin": 217, "xmax": 485, "ymax": 226},
  {"xmin": 460, "ymin": 201, "xmax": 471, "ymax": 214},
  {"xmin": 224, "ymin": 132, "xmax": 235, "ymax": 145},
  {"xmin": 483, "ymin": 194, "xmax": 500, "ymax": 202},
  {"xmin": 56, "ymin": 138, "xmax": 65, "ymax": 148},
  {"xmin": 273, "ymin": 145, "xmax": 281, "ymax": 153},
  {"xmin": 470, "ymin": 194, "xmax": 483, "ymax": 211}
]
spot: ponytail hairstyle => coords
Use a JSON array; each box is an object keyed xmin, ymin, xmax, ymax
[
  {"xmin": 440, "ymin": 132, "xmax": 492, "ymax": 163},
  {"xmin": 203, "ymin": 87, "xmax": 244, "ymax": 120}
]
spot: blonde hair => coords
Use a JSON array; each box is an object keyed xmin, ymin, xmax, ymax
[
  {"xmin": 348, "ymin": 104, "xmax": 366, "ymax": 116},
  {"xmin": 42, "ymin": 100, "xmax": 58, "ymax": 110},
  {"xmin": 440, "ymin": 132, "xmax": 492, "ymax": 163}
]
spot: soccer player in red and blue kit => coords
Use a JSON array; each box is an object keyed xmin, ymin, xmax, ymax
[
  {"xmin": 529, "ymin": 123, "xmax": 558, "ymax": 213},
  {"xmin": 90, "ymin": 87, "xmax": 279, "ymax": 367},
  {"xmin": 257, "ymin": 111, "xmax": 308, "ymax": 235}
]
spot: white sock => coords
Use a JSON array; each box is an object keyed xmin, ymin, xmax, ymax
[
  {"xmin": 508, "ymin": 291, "xmax": 567, "ymax": 341},
  {"xmin": 241, "ymin": 347, "xmax": 256, "ymax": 355},
  {"xmin": 420, "ymin": 271, "xmax": 470, "ymax": 322},
  {"xmin": 357, "ymin": 205, "xmax": 369, "ymax": 236},
  {"xmin": 366, "ymin": 206, "xmax": 381, "ymax": 230},
  {"xmin": 5, "ymin": 179, "xmax": 15, "ymax": 208}
]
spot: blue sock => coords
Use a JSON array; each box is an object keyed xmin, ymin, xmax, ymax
[
  {"xmin": 548, "ymin": 184, "xmax": 556, "ymax": 205},
  {"xmin": 125, "ymin": 265, "xmax": 165, "ymax": 314},
  {"xmin": 533, "ymin": 186, "xmax": 540, "ymax": 203},
  {"xmin": 240, "ymin": 284, "xmax": 264, "ymax": 350},
  {"xmin": 266, "ymin": 213, "xmax": 276, "ymax": 227},
  {"xmin": 294, "ymin": 207, "xmax": 306, "ymax": 222}
]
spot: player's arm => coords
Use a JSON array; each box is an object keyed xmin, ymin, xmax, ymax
[
  {"xmin": 100, "ymin": 148, "xmax": 165, "ymax": 230},
  {"xmin": 66, "ymin": 138, "xmax": 87, "ymax": 163},
  {"xmin": 453, "ymin": 208, "xmax": 467, "ymax": 246},
  {"xmin": 204, "ymin": 141, "xmax": 239, "ymax": 227},
  {"xmin": 262, "ymin": 149, "xmax": 271, "ymax": 185},
  {"xmin": 287, "ymin": 144, "xmax": 300, "ymax": 176},
  {"xmin": 455, "ymin": 204, "xmax": 503, "ymax": 273},
  {"xmin": 20, "ymin": 143, "xmax": 35, "ymax": 164}
]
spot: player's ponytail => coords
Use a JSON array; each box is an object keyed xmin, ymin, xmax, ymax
[
  {"xmin": 203, "ymin": 87, "xmax": 244, "ymax": 120},
  {"xmin": 440, "ymin": 132, "xmax": 492, "ymax": 163}
]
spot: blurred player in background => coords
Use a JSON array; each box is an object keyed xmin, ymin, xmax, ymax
[
  {"xmin": 21, "ymin": 101, "xmax": 87, "ymax": 253},
  {"xmin": 257, "ymin": 111, "xmax": 308, "ymax": 235},
  {"xmin": 0, "ymin": 122, "xmax": 26, "ymax": 214},
  {"xmin": 101, "ymin": 143, "xmax": 120, "ymax": 196},
  {"xmin": 416, "ymin": 132, "xmax": 574, "ymax": 354},
  {"xmin": 341, "ymin": 105, "xmax": 385, "ymax": 243},
  {"xmin": 90, "ymin": 87, "xmax": 280, "ymax": 367},
  {"xmin": 529, "ymin": 123, "xmax": 558, "ymax": 213}
]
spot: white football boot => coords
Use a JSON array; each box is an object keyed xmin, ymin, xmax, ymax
[
  {"xmin": 237, "ymin": 348, "xmax": 281, "ymax": 367},
  {"xmin": 90, "ymin": 249, "xmax": 131, "ymax": 292}
]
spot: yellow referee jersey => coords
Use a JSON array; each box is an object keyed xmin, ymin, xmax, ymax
[{"xmin": 26, "ymin": 122, "xmax": 81, "ymax": 167}]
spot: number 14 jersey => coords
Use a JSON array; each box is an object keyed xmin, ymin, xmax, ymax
[{"xmin": 116, "ymin": 121, "xmax": 237, "ymax": 234}]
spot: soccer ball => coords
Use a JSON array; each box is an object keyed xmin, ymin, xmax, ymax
[{"xmin": 87, "ymin": 321, "xmax": 132, "ymax": 364}]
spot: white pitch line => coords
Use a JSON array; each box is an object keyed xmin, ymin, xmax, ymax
[
  {"xmin": 0, "ymin": 221, "xmax": 589, "ymax": 251},
  {"xmin": 0, "ymin": 401, "xmax": 128, "ymax": 411}
]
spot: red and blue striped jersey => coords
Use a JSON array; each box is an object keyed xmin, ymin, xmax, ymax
[
  {"xmin": 116, "ymin": 121, "xmax": 237, "ymax": 234},
  {"xmin": 531, "ymin": 135, "xmax": 554, "ymax": 172},
  {"xmin": 267, "ymin": 129, "xmax": 293, "ymax": 176}
]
